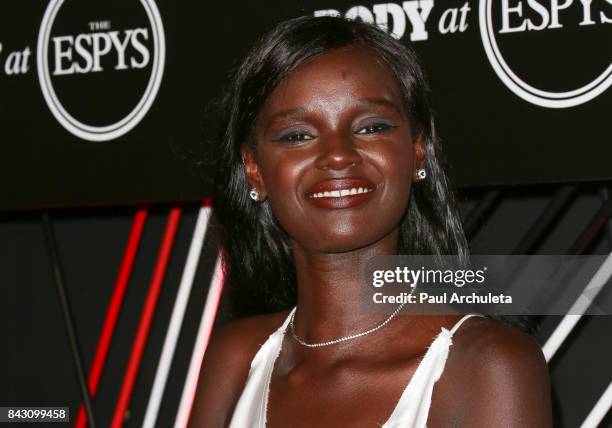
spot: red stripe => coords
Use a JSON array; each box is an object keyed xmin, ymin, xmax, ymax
[
  {"xmin": 110, "ymin": 207, "xmax": 182, "ymax": 428},
  {"xmin": 75, "ymin": 209, "xmax": 148, "ymax": 428}
]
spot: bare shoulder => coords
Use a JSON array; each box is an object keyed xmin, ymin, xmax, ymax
[
  {"xmin": 444, "ymin": 316, "xmax": 553, "ymax": 427},
  {"xmin": 455, "ymin": 316, "xmax": 547, "ymax": 369},
  {"xmin": 188, "ymin": 308, "xmax": 292, "ymax": 428}
]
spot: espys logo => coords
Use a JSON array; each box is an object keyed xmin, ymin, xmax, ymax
[
  {"xmin": 315, "ymin": 0, "xmax": 611, "ymax": 109},
  {"xmin": 37, "ymin": 0, "xmax": 165, "ymax": 141},
  {"xmin": 481, "ymin": 0, "xmax": 612, "ymax": 108}
]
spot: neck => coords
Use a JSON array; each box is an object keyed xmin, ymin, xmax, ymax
[{"xmin": 290, "ymin": 228, "xmax": 400, "ymax": 351}]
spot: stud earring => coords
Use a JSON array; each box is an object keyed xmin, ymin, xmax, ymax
[
  {"xmin": 416, "ymin": 169, "xmax": 427, "ymax": 180},
  {"xmin": 249, "ymin": 188, "xmax": 260, "ymax": 201}
]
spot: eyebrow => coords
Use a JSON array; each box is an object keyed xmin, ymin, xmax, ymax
[
  {"xmin": 266, "ymin": 107, "xmax": 308, "ymax": 123},
  {"xmin": 267, "ymin": 99, "xmax": 401, "ymax": 121},
  {"xmin": 260, "ymin": 107, "xmax": 308, "ymax": 134},
  {"xmin": 357, "ymin": 98, "xmax": 403, "ymax": 114},
  {"xmin": 261, "ymin": 98, "xmax": 403, "ymax": 133}
]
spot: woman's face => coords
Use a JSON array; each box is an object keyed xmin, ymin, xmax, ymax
[{"xmin": 244, "ymin": 45, "xmax": 425, "ymax": 253}]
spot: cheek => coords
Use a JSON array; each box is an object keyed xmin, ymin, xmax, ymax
[
  {"xmin": 367, "ymin": 141, "xmax": 415, "ymax": 234},
  {"xmin": 375, "ymin": 141, "xmax": 415, "ymax": 194},
  {"xmin": 258, "ymin": 151, "xmax": 303, "ymax": 198},
  {"xmin": 396, "ymin": 146, "xmax": 416, "ymax": 206},
  {"xmin": 257, "ymin": 152, "xmax": 307, "ymax": 227}
]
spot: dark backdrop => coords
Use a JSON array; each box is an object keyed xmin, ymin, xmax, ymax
[{"xmin": 1, "ymin": 0, "xmax": 610, "ymax": 211}]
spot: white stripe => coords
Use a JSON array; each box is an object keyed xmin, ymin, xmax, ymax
[
  {"xmin": 543, "ymin": 252, "xmax": 612, "ymax": 362},
  {"xmin": 581, "ymin": 381, "xmax": 612, "ymax": 428},
  {"xmin": 174, "ymin": 253, "xmax": 225, "ymax": 428},
  {"xmin": 142, "ymin": 206, "xmax": 211, "ymax": 428}
]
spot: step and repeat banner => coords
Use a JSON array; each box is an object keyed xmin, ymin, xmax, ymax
[{"xmin": 1, "ymin": 0, "xmax": 610, "ymax": 211}]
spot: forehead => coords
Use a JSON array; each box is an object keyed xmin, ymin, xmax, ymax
[{"xmin": 259, "ymin": 46, "xmax": 404, "ymax": 116}]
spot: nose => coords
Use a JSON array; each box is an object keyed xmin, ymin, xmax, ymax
[{"xmin": 314, "ymin": 131, "xmax": 362, "ymax": 171}]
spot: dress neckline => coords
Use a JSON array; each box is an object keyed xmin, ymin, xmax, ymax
[{"xmin": 260, "ymin": 308, "xmax": 481, "ymax": 427}]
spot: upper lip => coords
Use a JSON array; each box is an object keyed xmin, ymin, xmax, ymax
[{"xmin": 304, "ymin": 177, "xmax": 376, "ymax": 196}]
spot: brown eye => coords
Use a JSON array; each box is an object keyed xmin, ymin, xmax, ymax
[
  {"xmin": 355, "ymin": 122, "xmax": 398, "ymax": 135},
  {"xmin": 274, "ymin": 132, "xmax": 314, "ymax": 143}
]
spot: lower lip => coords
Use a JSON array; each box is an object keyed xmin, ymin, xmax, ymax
[{"xmin": 305, "ymin": 191, "xmax": 375, "ymax": 209}]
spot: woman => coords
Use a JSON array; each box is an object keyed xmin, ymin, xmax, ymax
[{"xmin": 190, "ymin": 16, "xmax": 552, "ymax": 427}]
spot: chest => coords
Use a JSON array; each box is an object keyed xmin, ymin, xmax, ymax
[{"xmin": 265, "ymin": 358, "xmax": 420, "ymax": 428}]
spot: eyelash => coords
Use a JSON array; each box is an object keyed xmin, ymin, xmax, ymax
[
  {"xmin": 355, "ymin": 122, "xmax": 398, "ymax": 135},
  {"xmin": 273, "ymin": 122, "xmax": 397, "ymax": 143},
  {"xmin": 274, "ymin": 132, "xmax": 314, "ymax": 143}
]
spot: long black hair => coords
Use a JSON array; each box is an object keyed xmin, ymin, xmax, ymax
[{"xmin": 212, "ymin": 16, "xmax": 470, "ymax": 318}]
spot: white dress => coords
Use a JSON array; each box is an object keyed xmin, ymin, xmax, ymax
[{"xmin": 228, "ymin": 308, "xmax": 483, "ymax": 427}]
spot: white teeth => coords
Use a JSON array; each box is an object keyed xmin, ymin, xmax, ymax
[{"xmin": 309, "ymin": 187, "xmax": 373, "ymax": 198}]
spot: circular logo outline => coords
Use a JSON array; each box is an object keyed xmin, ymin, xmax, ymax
[
  {"xmin": 37, "ymin": 0, "xmax": 165, "ymax": 141},
  {"xmin": 479, "ymin": 0, "xmax": 612, "ymax": 108}
]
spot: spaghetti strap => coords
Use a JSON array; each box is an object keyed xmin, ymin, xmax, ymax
[
  {"xmin": 229, "ymin": 309, "xmax": 486, "ymax": 428},
  {"xmin": 382, "ymin": 313, "xmax": 485, "ymax": 427},
  {"xmin": 228, "ymin": 307, "xmax": 296, "ymax": 428},
  {"xmin": 449, "ymin": 313, "xmax": 485, "ymax": 336}
]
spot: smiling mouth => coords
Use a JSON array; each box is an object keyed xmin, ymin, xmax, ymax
[
  {"xmin": 304, "ymin": 178, "xmax": 376, "ymax": 209},
  {"xmin": 308, "ymin": 187, "xmax": 373, "ymax": 199}
]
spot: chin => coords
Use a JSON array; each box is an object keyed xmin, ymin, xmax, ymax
[{"xmin": 301, "ymin": 229, "xmax": 396, "ymax": 254}]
